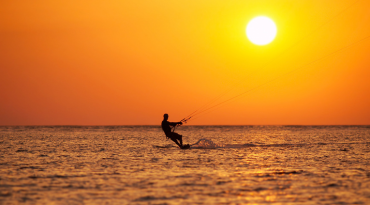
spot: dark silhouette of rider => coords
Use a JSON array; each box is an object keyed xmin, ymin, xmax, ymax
[{"xmin": 161, "ymin": 113, "xmax": 183, "ymax": 148}]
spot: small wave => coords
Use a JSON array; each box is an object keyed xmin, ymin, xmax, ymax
[{"xmin": 191, "ymin": 139, "xmax": 224, "ymax": 149}]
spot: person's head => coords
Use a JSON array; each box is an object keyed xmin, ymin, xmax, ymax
[{"xmin": 163, "ymin": 113, "xmax": 169, "ymax": 120}]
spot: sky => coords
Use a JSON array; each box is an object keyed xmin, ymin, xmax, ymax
[{"xmin": 1, "ymin": 0, "xmax": 370, "ymax": 125}]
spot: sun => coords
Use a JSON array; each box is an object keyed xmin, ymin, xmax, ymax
[{"xmin": 246, "ymin": 16, "xmax": 277, "ymax": 46}]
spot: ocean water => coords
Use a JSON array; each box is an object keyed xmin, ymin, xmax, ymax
[{"xmin": 0, "ymin": 125, "xmax": 369, "ymax": 204}]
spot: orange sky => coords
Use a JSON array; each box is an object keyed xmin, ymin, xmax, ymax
[{"xmin": 1, "ymin": 0, "xmax": 370, "ymax": 125}]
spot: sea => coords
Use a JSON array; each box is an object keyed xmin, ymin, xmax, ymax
[{"xmin": 0, "ymin": 125, "xmax": 369, "ymax": 205}]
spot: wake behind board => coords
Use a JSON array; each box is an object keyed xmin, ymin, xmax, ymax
[{"xmin": 181, "ymin": 144, "xmax": 191, "ymax": 149}]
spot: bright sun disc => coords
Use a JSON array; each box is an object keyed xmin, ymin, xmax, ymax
[{"xmin": 246, "ymin": 16, "xmax": 277, "ymax": 46}]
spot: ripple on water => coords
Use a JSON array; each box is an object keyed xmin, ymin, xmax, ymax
[{"xmin": 0, "ymin": 126, "xmax": 369, "ymax": 204}]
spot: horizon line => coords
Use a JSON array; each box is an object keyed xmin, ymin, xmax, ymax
[{"xmin": 1, "ymin": 124, "xmax": 369, "ymax": 127}]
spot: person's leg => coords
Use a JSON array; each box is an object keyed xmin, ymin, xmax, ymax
[
  {"xmin": 170, "ymin": 137, "xmax": 182, "ymax": 148},
  {"xmin": 179, "ymin": 135, "xmax": 183, "ymax": 147},
  {"xmin": 173, "ymin": 132, "xmax": 183, "ymax": 147}
]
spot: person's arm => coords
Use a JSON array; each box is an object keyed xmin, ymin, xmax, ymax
[{"xmin": 169, "ymin": 121, "xmax": 182, "ymax": 126}]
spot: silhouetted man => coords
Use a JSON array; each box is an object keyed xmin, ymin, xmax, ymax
[{"xmin": 161, "ymin": 113, "xmax": 183, "ymax": 148}]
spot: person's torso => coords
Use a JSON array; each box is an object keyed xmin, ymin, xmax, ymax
[{"xmin": 161, "ymin": 120, "xmax": 172, "ymax": 135}]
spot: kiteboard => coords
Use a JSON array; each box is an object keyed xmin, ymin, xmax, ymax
[
  {"xmin": 181, "ymin": 144, "xmax": 191, "ymax": 149},
  {"xmin": 153, "ymin": 145, "xmax": 172, "ymax": 149}
]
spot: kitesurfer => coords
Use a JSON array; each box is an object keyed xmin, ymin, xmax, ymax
[{"xmin": 161, "ymin": 113, "xmax": 184, "ymax": 148}]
